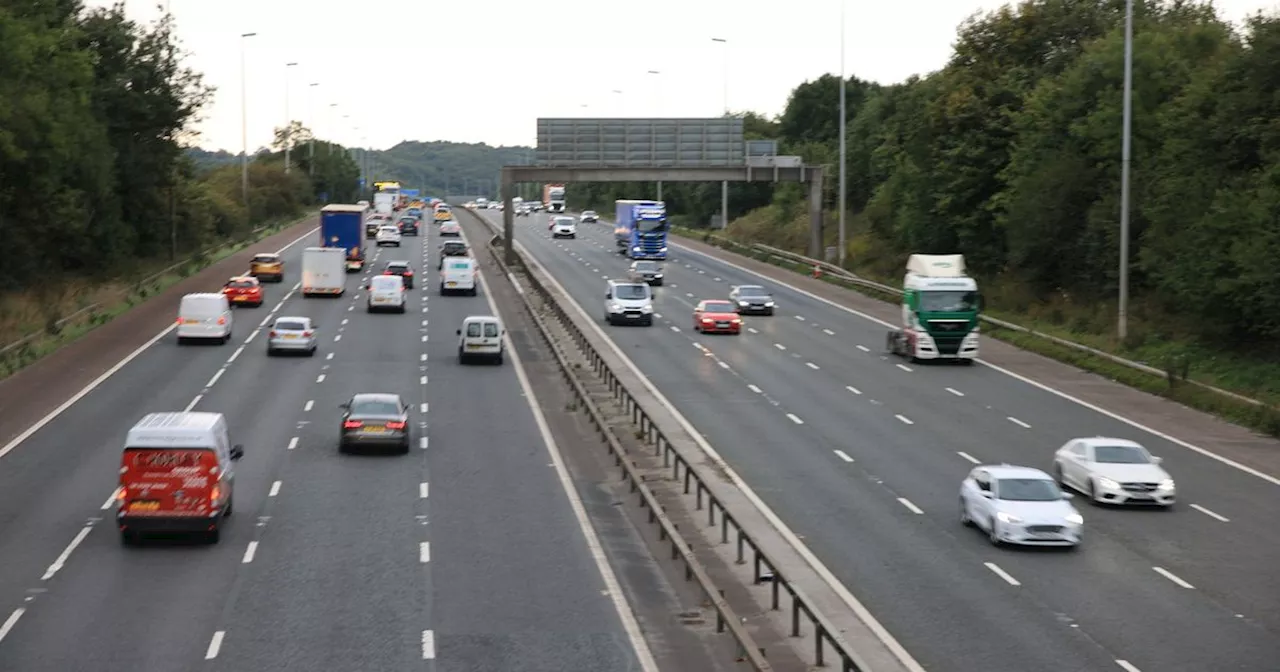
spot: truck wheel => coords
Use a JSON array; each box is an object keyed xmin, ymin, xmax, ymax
[{"xmin": 886, "ymin": 331, "xmax": 898, "ymax": 355}]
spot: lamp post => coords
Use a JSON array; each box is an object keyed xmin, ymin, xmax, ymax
[
  {"xmin": 239, "ymin": 32, "xmax": 257, "ymax": 211},
  {"xmin": 284, "ymin": 62, "xmax": 298, "ymax": 174},
  {"xmin": 712, "ymin": 37, "xmax": 730, "ymax": 232},
  {"xmin": 327, "ymin": 103, "xmax": 337, "ymax": 155},
  {"xmin": 308, "ymin": 82, "xmax": 318, "ymax": 177},
  {"xmin": 647, "ymin": 70, "xmax": 663, "ymax": 200},
  {"xmin": 612, "ymin": 89, "xmax": 624, "ymax": 115},
  {"xmin": 837, "ymin": 0, "xmax": 847, "ymax": 267},
  {"xmin": 1118, "ymin": 0, "xmax": 1134, "ymax": 340}
]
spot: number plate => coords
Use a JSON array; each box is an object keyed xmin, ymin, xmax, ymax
[
  {"xmin": 233, "ymin": 295, "xmax": 249, "ymax": 301},
  {"xmin": 363, "ymin": 426, "xmax": 386, "ymax": 433},
  {"xmin": 283, "ymin": 334, "xmax": 298, "ymax": 339},
  {"xmin": 183, "ymin": 318, "xmax": 199, "ymax": 324},
  {"xmin": 446, "ymin": 282, "xmax": 456, "ymax": 287},
  {"xmin": 466, "ymin": 344, "xmax": 483, "ymax": 349},
  {"xmin": 130, "ymin": 501, "xmax": 160, "ymax": 512}
]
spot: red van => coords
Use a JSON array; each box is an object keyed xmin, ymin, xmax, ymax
[{"xmin": 116, "ymin": 412, "xmax": 244, "ymax": 545}]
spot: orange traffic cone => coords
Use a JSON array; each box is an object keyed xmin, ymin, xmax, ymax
[{"xmin": 812, "ymin": 264, "xmax": 822, "ymax": 279}]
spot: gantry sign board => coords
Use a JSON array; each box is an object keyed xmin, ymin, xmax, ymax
[{"xmin": 535, "ymin": 118, "xmax": 745, "ymax": 168}]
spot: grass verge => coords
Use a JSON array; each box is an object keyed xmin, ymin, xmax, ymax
[
  {"xmin": 0, "ymin": 212, "xmax": 315, "ymax": 380},
  {"xmin": 668, "ymin": 223, "xmax": 1280, "ymax": 440}
]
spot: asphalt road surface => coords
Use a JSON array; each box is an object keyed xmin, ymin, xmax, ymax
[
  {"xmin": 473, "ymin": 207, "xmax": 1280, "ymax": 672},
  {"xmin": 0, "ymin": 221, "xmax": 654, "ymax": 671}
]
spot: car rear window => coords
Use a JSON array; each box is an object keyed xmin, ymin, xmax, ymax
[
  {"xmin": 483, "ymin": 323, "xmax": 499, "ymax": 337},
  {"xmin": 466, "ymin": 323, "xmax": 482, "ymax": 337},
  {"xmin": 372, "ymin": 276, "xmax": 401, "ymax": 289},
  {"xmin": 352, "ymin": 400, "xmax": 400, "ymax": 415},
  {"xmin": 229, "ymin": 280, "xmax": 255, "ymax": 288},
  {"xmin": 253, "ymin": 255, "xmax": 278, "ymax": 263},
  {"xmin": 704, "ymin": 302, "xmax": 735, "ymax": 312},
  {"xmin": 388, "ymin": 264, "xmax": 409, "ymax": 271},
  {"xmin": 275, "ymin": 320, "xmax": 307, "ymax": 331},
  {"xmin": 447, "ymin": 260, "xmax": 471, "ymax": 270}
]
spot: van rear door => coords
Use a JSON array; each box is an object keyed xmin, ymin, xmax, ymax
[{"xmin": 120, "ymin": 448, "xmax": 222, "ymax": 517}]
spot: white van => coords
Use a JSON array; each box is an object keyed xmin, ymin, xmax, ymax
[
  {"xmin": 177, "ymin": 293, "xmax": 234, "ymax": 344},
  {"xmin": 457, "ymin": 315, "xmax": 504, "ymax": 364},
  {"xmin": 440, "ymin": 257, "xmax": 478, "ymax": 296},
  {"xmin": 604, "ymin": 279, "xmax": 654, "ymax": 326},
  {"xmin": 366, "ymin": 275, "xmax": 406, "ymax": 313}
]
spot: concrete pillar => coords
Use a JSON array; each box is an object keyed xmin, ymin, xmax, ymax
[
  {"xmin": 808, "ymin": 166, "xmax": 824, "ymax": 259},
  {"xmin": 721, "ymin": 180, "xmax": 729, "ymax": 230},
  {"xmin": 657, "ymin": 181, "xmax": 664, "ymax": 201},
  {"xmin": 501, "ymin": 167, "xmax": 516, "ymax": 266}
]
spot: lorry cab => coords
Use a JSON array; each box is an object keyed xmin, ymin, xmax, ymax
[
  {"xmin": 177, "ymin": 293, "xmax": 233, "ymax": 344},
  {"xmin": 440, "ymin": 257, "xmax": 478, "ymax": 296},
  {"xmin": 116, "ymin": 412, "xmax": 244, "ymax": 545}
]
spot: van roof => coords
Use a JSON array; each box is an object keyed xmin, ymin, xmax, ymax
[
  {"xmin": 182, "ymin": 292, "xmax": 226, "ymax": 301},
  {"xmin": 126, "ymin": 412, "xmax": 225, "ymax": 447},
  {"xmin": 463, "ymin": 314, "xmax": 500, "ymax": 323}
]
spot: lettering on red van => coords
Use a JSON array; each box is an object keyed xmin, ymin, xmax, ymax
[{"xmin": 119, "ymin": 448, "xmax": 221, "ymax": 517}]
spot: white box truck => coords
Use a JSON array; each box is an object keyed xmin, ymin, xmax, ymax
[{"xmin": 301, "ymin": 247, "xmax": 346, "ymax": 297}]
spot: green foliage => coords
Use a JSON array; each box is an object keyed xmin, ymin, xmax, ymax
[{"xmin": 367, "ymin": 140, "xmax": 536, "ymax": 199}]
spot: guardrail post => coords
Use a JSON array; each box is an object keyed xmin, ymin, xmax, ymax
[
  {"xmin": 791, "ymin": 594, "xmax": 802, "ymax": 636},
  {"xmin": 695, "ymin": 482, "xmax": 703, "ymax": 510},
  {"xmin": 721, "ymin": 513, "xmax": 730, "ymax": 543},
  {"xmin": 736, "ymin": 529, "xmax": 745, "ymax": 564},
  {"xmin": 708, "ymin": 499, "xmax": 716, "ymax": 526},
  {"xmin": 815, "ymin": 626, "xmax": 825, "ymax": 666}
]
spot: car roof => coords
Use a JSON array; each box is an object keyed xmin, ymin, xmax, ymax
[
  {"xmin": 386, "ymin": 260, "xmax": 410, "ymax": 266},
  {"xmin": 608, "ymin": 279, "xmax": 646, "ymax": 286},
  {"xmin": 273, "ymin": 315, "xmax": 311, "ymax": 325},
  {"xmin": 1073, "ymin": 437, "xmax": 1144, "ymax": 449},
  {"xmin": 228, "ymin": 276, "xmax": 257, "ymax": 283},
  {"xmin": 463, "ymin": 314, "xmax": 500, "ymax": 323},
  {"xmin": 253, "ymin": 252, "xmax": 280, "ymax": 258},
  {"xmin": 351, "ymin": 393, "xmax": 402, "ymax": 404},
  {"xmin": 979, "ymin": 465, "xmax": 1053, "ymax": 480},
  {"xmin": 734, "ymin": 284, "xmax": 765, "ymax": 290}
]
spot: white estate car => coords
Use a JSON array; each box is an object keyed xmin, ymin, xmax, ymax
[
  {"xmin": 960, "ymin": 464, "xmax": 1082, "ymax": 547},
  {"xmin": 550, "ymin": 216, "xmax": 577, "ymax": 239},
  {"xmin": 1052, "ymin": 437, "xmax": 1175, "ymax": 506},
  {"xmin": 376, "ymin": 225, "xmax": 402, "ymax": 247}
]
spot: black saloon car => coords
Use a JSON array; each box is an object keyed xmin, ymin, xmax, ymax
[{"xmin": 339, "ymin": 393, "xmax": 410, "ymax": 453}]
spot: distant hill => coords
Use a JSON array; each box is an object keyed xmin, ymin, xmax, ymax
[
  {"xmin": 185, "ymin": 147, "xmax": 240, "ymax": 173},
  {"xmin": 368, "ymin": 141, "xmax": 533, "ymax": 198}
]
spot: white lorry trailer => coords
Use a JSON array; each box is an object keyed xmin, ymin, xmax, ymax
[
  {"xmin": 886, "ymin": 254, "xmax": 981, "ymax": 363},
  {"xmin": 301, "ymin": 247, "xmax": 347, "ymax": 297}
]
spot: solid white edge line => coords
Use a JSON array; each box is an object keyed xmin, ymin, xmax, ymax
[
  {"xmin": 41, "ymin": 525, "xmax": 92, "ymax": 581},
  {"xmin": 468, "ymin": 233, "xmax": 660, "ymax": 672},
  {"xmin": 1189, "ymin": 503, "xmax": 1229, "ymax": 522},
  {"xmin": 1, "ymin": 225, "xmax": 318, "ymax": 462},
  {"xmin": 242, "ymin": 541, "xmax": 258, "ymax": 563},
  {"xmin": 1116, "ymin": 660, "xmax": 1143, "ymax": 672},
  {"xmin": 1153, "ymin": 566, "xmax": 1196, "ymax": 589},
  {"xmin": 205, "ymin": 630, "xmax": 225, "ymax": 659},
  {"xmin": 786, "ymin": 413, "xmax": 805, "ymax": 425},
  {"xmin": 421, "ymin": 630, "xmax": 436, "ymax": 659},
  {"xmin": 501, "ymin": 224, "xmax": 926, "ymax": 672},
  {"xmin": 957, "ymin": 451, "xmax": 981, "ymax": 464},
  {"xmin": 983, "ymin": 562, "xmax": 1021, "ymax": 586},
  {"xmin": 0, "ymin": 608, "xmax": 25, "ymax": 643}
]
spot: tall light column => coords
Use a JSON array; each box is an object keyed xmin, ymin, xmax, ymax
[
  {"xmin": 308, "ymin": 82, "xmax": 319, "ymax": 177},
  {"xmin": 283, "ymin": 62, "xmax": 298, "ymax": 174},
  {"xmin": 239, "ymin": 32, "xmax": 257, "ymax": 211},
  {"xmin": 327, "ymin": 103, "xmax": 337, "ymax": 155},
  {"xmin": 1118, "ymin": 0, "xmax": 1134, "ymax": 340},
  {"xmin": 838, "ymin": 0, "xmax": 847, "ymax": 267},
  {"xmin": 712, "ymin": 37, "xmax": 730, "ymax": 231},
  {"xmin": 648, "ymin": 70, "xmax": 663, "ymax": 201}
]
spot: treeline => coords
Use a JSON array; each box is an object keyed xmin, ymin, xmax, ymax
[
  {"xmin": 374, "ymin": 140, "xmax": 537, "ymax": 199},
  {"xmin": 0, "ymin": 2, "xmax": 360, "ymax": 296},
  {"xmin": 573, "ymin": 0, "xmax": 1280, "ymax": 348}
]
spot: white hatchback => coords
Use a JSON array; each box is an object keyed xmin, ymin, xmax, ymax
[
  {"xmin": 366, "ymin": 275, "xmax": 406, "ymax": 313},
  {"xmin": 376, "ymin": 225, "xmax": 402, "ymax": 247}
]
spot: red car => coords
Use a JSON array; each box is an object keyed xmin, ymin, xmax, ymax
[
  {"xmin": 692, "ymin": 300, "xmax": 741, "ymax": 334},
  {"xmin": 222, "ymin": 276, "xmax": 264, "ymax": 307}
]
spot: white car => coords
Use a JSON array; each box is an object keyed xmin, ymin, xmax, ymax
[
  {"xmin": 959, "ymin": 465, "xmax": 1082, "ymax": 547},
  {"xmin": 457, "ymin": 315, "xmax": 504, "ymax": 365},
  {"xmin": 439, "ymin": 221, "xmax": 461, "ymax": 236},
  {"xmin": 376, "ymin": 225, "xmax": 402, "ymax": 247},
  {"xmin": 1052, "ymin": 438, "xmax": 1175, "ymax": 506},
  {"xmin": 365, "ymin": 275, "xmax": 406, "ymax": 313},
  {"xmin": 550, "ymin": 216, "xmax": 577, "ymax": 239},
  {"xmin": 580, "ymin": 210, "xmax": 599, "ymax": 223}
]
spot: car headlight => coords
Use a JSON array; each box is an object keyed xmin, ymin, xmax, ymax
[
  {"xmin": 765, "ymin": 301, "xmax": 775, "ymax": 307},
  {"xmin": 641, "ymin": 305, "xmax": 653, "ymax": 313},
  {"xmin": 608, "ymin": 302, "xmax": 621, "ymax": 312},
  {"xmin": 738, "ymin": 301, "xmax": 749, "ymax": 306},
  {"xmin": 731, "ymin": 318, "xmax": 741, "ymax": 324},
  {"xmin": 1064, "ymin": 513, "xmax": 1084, "ymax": 525},
  {"xmin": 653, "ymin": 273, "xmax": 663, "ymax": 278},
  {"xmin": 996, "ymin": 512, "xmax": 1022, "ymax": 524},
  {"xmin": 1158, "ymin": 479, "xmax": 1175, "ymax": 490},
  {"xmin": 1097, "ymin": 477, "xmax": 1120, "ymax": 490},
  {"xmin": 633, "ymin": 246, "xmax": 641, "ymax": 252}
]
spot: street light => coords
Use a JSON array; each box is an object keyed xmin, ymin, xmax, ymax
[
  {"xmin": 612, "ymin": 89, "xmax": 624, "ymax": 115},
  {"xmin": 239, "ymin": 32, "xmax": 257, "ymax": 212},
  {"xmin": 308, "ymin": 82, "xmax": 319, "ymax": 177},
  {"xmin": 1118, "ymin": 0, "xmax": 1134, "ymax": 340},
  {"xmin": 327, "ymin": 103, "xmax": 337, "ymax": 155},
  {"xmin": 837, "ymin": 0, "xmax": 847, "ymax": 267},
  {"xmin": 647, "ymin": 70, "xmax": 662, "ymax": 116},
  {"xmin": 284, "ymin": 62, "xmax": 298, "ymax": 174},
  {"xmin": 711, "ymin": 37, "xmax": 728, "ymax": 114}
]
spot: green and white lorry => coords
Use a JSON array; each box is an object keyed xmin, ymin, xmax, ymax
[{"xmin": 886, "ymin": 254, "xmax": 981, "ymax": 363}]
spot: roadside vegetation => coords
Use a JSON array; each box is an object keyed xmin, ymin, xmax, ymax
[
  {"xmin": 571, "ymin": 0, "xmax": 1280, "ymax": 436},
  {"xmin": 0, "ymin": 2, "xmax": 360, "ymax": 375}
]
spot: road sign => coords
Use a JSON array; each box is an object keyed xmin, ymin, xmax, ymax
[{"xmin": 535, "ymin": 117, "xmax": 744, "ymax": 168}]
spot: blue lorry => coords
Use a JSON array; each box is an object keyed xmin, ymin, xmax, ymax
[
  {"xmin": 614, "ymin": 200, "xmax": 668, "ymax": 260},
  {"xmin": 319, "ymin": 204, "xmax": 367, "ymax": 273}
]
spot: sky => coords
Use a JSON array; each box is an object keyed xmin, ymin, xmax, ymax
[{"xmin": 101, "ymin": 0, "xmax": 1279, "ymax": 153}]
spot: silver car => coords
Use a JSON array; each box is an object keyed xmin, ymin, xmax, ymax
[
  {"xmin": 959, "ymin": 464, "xmax": 1082, "ymax": 547},
  {"xmin": 266, "ymin": 316, "xmax": 318, "ymax": 356}
]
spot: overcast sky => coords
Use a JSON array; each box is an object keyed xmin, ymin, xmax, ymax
[{"xmin": 101, "ymin": 0, "xmax": 1278, "ymax": 153}]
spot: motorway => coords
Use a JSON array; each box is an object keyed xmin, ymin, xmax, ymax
[
  {"xmin": 473, "ymin": 207, "xmax": 1280, "ymax": 672},
  {"xmin": 0, "ymin": 220, "xmax": 652, "ymax": 671}
]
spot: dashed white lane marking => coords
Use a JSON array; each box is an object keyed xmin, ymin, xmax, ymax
[
  {"xmin": 419, "ymin": 375, "xmax": 428, "ymax": 385},
  {"xmin": 747, "ymin": 327, "xmax": 758, "ymax": 334},
  {"xmin": 421, "ymin": 319, "xmax": 428, "ymax": 326},
  {"xmin": 287, "ymin": 437, "xmax": 298, "ymax": 450},
  {"xmin": 856, "ymin": 344, "xmax": 870, "ymax": 352},
  {"xmin": 822, "ymin": 328, "xmax": 835, "ymax": 335},
  {"xmin": 348, "ymin": 305, "xmax": 354, "ymax": 312},
  {"xmin": 242, "ymin": 541, "xmax": 259, "ymax": 563},
  {"xmin": 1116, "ymin": 661, "xmax": 1143, "ymax": 672},
  {"xmin": 421, "ymin": 630, "xmax": 436, "ymax": 659},
  {"xmin": 713, "ymin": 277, "xmax": 721, "ymax": 281},
  {"xmin": 794, "ymin": 315, "xmax": 805, "ymax": 321},
  {"xmin": 420, "ymin": 542, "xmax": 431, "ymax": 563},
  {"xmin": 342, "ymin": 318, "xmax": 349, "ymax": 325},
  {"xmin": 316, "ymin": 374, "xmax": 326, "ymax": 383},
  {"xmin": 326, "ymin": 353, "xmax": 334, "ymax": 360},
  {"xmin": 984, "ymin": 562, "xmax": 1021, "ymax": 586},
  {"xmin": 895, "ymin": 414, "xmax": 914, "ymax": 425},
  {"xmin": 334, "ymin": 334, "xmax": 342, "ymax": 341},
  {"xmin": 1153, "ymin": 566, "xmax": 1195, "ymax": 589},
  {"xmin": 717, "ymin": 361, "xmax": 730, "ymax": 370},
  {"xmin": 686, "ymin": 292, "xmax": 694, "ymax": 298},
  {"xmin": 896, "ymin": 363, "xmax": 913, "ymax": 372},
  {"xmin": 303, "ymin": 400, "xmax": 314, "ymax": 412},
  {"xmin": 653, "ymin": 313, "xmax": 662, "ymax": 319},
  {"xmin": 420, "ymin": 482, "xmax": 429, "ymax": 498},
  {"xmin": 846, "ymin": 385, "xmax": 862, "ymax": 395},
  {"xmin": 184, "ymin": 395, "xmax": 202, "ymax": 411},
  {"xmin": 957, "ymin": 451, "xmax": 980, "ymax": 464},
  {"xmin": 419, "ymin": 437, "xmax": 429, "ymax": 450},
  {"xmin": 420, "ymin": 353, "xmax": 427, "ymax": 361},
  {"xmin": 0, "ymin": 608, "xmax": 26, "ymax": 644},
  {"xmin": 102, "ymin": 489, "xmax": 119, "ymax": 509},
  {"xmin": 1190, "ymin": 504, "xmax": 1229, "ymax": 522},
  {"xmin": 670, "ymin": 326, "xmax": 680, "ymax": 332},
  {"xmin": 748, "ymin": 384, "xmax": 762, "ymax": 394},
  {"xmin": 205, "ymin": 631, "xmax": 225, "ymax": 659},
  {"xmin": 1007, "ymin": 417, "xmax": 1031, "ymax": 429},
  {"xmin": 206, "ymin": 369, "xmax": 224, "ymax": 388},
  {"xmin": 774, "ymin": 343, "xmax": 786, "ymax": 351},
  {"xmin": 897, "ymin": 498, "xmax": 924, "ymax": 514},
  {"xmin": 834, "ymin": 450, "xmax": 854, "ymax": 462},
  {"xmin": 806, "ymin": 362, "xmax": 820, "ymax": 370},
  {"xmin": 786, "ymin": 413, "xmax": 804, "ymax": 425},
  {"xmin": 945, "ymin": 388, "xmax": 964, "ymax": 397},
  {"xmin": 41, "ymin": 526, "xmax": 92, "ymax": 580},
  {"xmin": 227, "ymin": 346, "xmax": 244, "ymax": 363},
  {"xmin": 269, "ymin": 481, "xmax": 281, "ymax": 497},
  {"xmin": 419, "ymin": 403, "xmax": 427, "ymax": 413},
  {"xmin": 421, "ymin": 334, "xmax": 428, "ymax": 342},
  {"xmin": 244, "ymin": 330, "xmax": 258, "ymax": 343}
]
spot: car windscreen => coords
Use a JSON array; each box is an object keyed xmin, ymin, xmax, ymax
[
  {"xmin": 351, "ymin": 400, "xmax": 400, "ymax": 416},
  {"xmin": 995, "ymin": 478, "xmax": 1062, "ymax": 501},
  {"xmin": 274, "ymin": 320, "xmax": 308, "ymax": 331},
  {"xmin": 703, "ymin": 302, "xmax": 735, "ymax": 313},
  {"xmin": 1093, "ymin": 445, "xmax": 1149, "ymax": 463},
  {"xmin": 613, "ymin": 284, "xmax": 649, "ymax": 300},
  {"xmin": 737, "ymin": 286, "xmax": 767, "ymax": 297}
]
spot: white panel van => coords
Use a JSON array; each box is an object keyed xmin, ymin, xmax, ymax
[
  {"xmin": 177, "ymin": 293, "xmax": 233, "ymax": 344},
  {"xmin": 440, "ymin": 257, "xmax": 478, "ymax": 296}
]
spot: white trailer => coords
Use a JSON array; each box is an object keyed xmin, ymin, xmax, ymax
[{"xmin": 301, "ymin": 247, "xmax": 347, "ymax": 297}]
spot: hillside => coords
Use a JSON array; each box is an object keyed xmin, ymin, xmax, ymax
[{"xmin": 368, "ymin": 141, "xmax": 533, "ymax": 198}]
